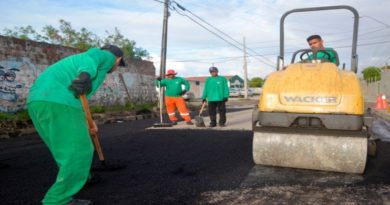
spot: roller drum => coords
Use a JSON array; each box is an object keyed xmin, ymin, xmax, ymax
[{"xmin": 253, "ymin": 131, "xmax": 367, "ymax": 174}]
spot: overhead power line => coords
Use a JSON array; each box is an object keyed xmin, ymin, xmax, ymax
[
  {"xmin": 156, "ymin": 39, "xmax": 390, "ymax": 65},
  {"xmin": 169, "ymin": 0, "xmax": 274, "ymax": 67},
  {"xmin": 151, "ymin": 0, "xmax": 165, "ymax": 4},
  {"xmin": 362, "ymin": 15, "xmax": 390, "ymax": 28},
  {"xmin": 172, "ymin": 1, "xmax": 274, "ymax": 65}
]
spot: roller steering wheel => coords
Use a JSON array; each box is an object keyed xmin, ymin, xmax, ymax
[{"xmin": 300, "ymin": 50, "xmax": 332, "ymax": 62}]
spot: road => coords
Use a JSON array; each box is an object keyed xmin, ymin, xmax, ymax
[
  {"xmin": 1, "ymin": 101, "xmax": 390, "ymax": 204},
  {"xmin": 149, "ymin": 108, "xmax": 252, "ymax": 131}
]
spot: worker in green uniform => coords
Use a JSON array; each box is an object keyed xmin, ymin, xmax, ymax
[
  {"xmin": 156, "ymin": 69, "xmax": 193, "ymax": 125},
  {"xmin": 202, "ymin": 66, "xmax": 229, "ymax": 127},
  {"xmin": 27, "ymin": 45, "xmax": 126, "ymax": 205},
  {"xmin": 306, "ymin": 34, "xmax": 337, "ymax": 64}
]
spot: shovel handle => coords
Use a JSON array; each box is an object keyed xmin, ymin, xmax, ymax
[
  {"xmin": 199, "ymin": 102, "xmax": 206, "ymax": 116},
  {"xmin": 80, "ymin": 94, "xmax": 105, "ymax": 161}
]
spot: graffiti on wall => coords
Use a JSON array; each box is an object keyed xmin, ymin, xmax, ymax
[
  {"xmin": 91, "ymin": 74, "xmax": 124, "ymax": 106},
  {"xmin": 0, "ymin": 37, "xmax": 156, "ymax": 114},
  {"xmin": 89, "ymin": 72, "xmax": 156, "ymax": 105},
  {"xmin": 0, "ymin": 58, "xmax": 37, "ymax": 113},
  {"xmin": 121, "ymin": 73, "xmax": 156, "ymax": 103}
]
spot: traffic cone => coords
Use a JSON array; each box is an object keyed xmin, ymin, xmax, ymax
[
  {"xmin": 382, "ymin": 94, "xmax": 388, "ymax": 109},
  {"xmin": 375, "ymin": 94, "xmax": 384, "ymax": 110}
]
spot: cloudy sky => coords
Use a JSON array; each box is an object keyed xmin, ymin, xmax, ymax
[{"xmin": 1, "ymin": 0, "xmax": 390, "ymax": 78}]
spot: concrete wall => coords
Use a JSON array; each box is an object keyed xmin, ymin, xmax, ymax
[
  {"xmin": 360, "ymin": 70, "xmax": 390, "ymax": 103},
  {"xmin": 0, "ymin": 35, "xmax": 156, "ymax": 113},
  {"xmin": 188, "ymin": 80, "xmax": 205, "ymax": 99}
]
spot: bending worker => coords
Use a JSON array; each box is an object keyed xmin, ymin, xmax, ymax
[
  {"xmin": 27, "ymin": 45, "xmax": 126, "ymax": 205},
  {"xmin": 156, "ymin": 69, "xmax": 193, "ymax": 125},
  {"xmin": 306, "ymin": 34, "xmax": 337, "ymax": 64},
  {"xmin": 202, "ymin": 66, "xmax": 229, "ymax": 127}
]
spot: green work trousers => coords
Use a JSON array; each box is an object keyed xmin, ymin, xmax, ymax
[{"xmin": 27, "ymin": 101, "xmax": 94, "ymax": 205}]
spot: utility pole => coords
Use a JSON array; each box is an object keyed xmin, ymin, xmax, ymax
[
  {"xmin": 243, "ymin": 36, "xmax": 248, "ymax": 99},
  {"xmin": 158, "ymin": 0, "xmax": 169, "ymax": 124},
  {"xmin": 159, "ymin": 0, "xmax": 170, "ymax": 78}
]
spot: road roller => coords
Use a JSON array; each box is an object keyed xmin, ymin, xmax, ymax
[{"xmin": 252, "ymin": 5, "xmax": 374, "ymax": 174}]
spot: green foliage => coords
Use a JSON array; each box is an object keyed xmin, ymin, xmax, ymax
[
  {"xmin": 0, "ymin": 110, "xmax": 30, "ymax": 120},
  {"xmin": 2, "ymin": 19, "xmax": 149, "ymax": 59},
  {"xmin": 89, "ymin": 103, "xmax": 155, "ymax": 114},
  {"xmin": 90, "ymin": 105, "xmax": 106, "ymax": 113},
  {"xmin": 362, "ymin": 66, "xmax": 382, "ymax": 83},
  {"xmin": 381, "ymin": 65, "xmax": 390, "ymax": 70},
  {"xmin": 249, "ymin": 77, "xmax": 264, "ymax": 87},
  {"xmin": 134, "ymin": 103, "xmax": 155, "ymax": 111}
]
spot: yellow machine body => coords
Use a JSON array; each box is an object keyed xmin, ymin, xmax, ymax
[
  {"xmin": 252, "ymin": 61, "xmax": 368, "ymax": 174},
  {"xmin": 252, "ymin": 6, "xmax": 370, "ymax": 174},
  {"xmin": 259, "ymin": 62, "xmax": 364, "ymax": 115}
]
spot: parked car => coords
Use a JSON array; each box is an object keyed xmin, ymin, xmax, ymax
[
  {"xmin": 240, "ymin": 88, "xmax": 254, "ymax": 97},
  {"xmin": 183, "ymin": 92, "xmax": 195, "ymax": 101},
  {"xmin": 229, "ymin": 88, "xmax": 242, "ymax": 97}
]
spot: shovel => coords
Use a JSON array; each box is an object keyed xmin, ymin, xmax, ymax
[
  {"xmin": 195, "ymin": 102, "xmax": 206, "ymax": 127},
  {"xmin": 80, "ymin": 94, "xmax": 126, "ymax": 171}
]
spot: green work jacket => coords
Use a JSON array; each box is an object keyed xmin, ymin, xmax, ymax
[
  {"xmin": 156, "ymin": 77, "xmax": 190, "ymax": 97},
  {"xmin": 202, "ymin": 76, "xmax": 229, "ymax": 102},
  {"xmin": 27, "ymin": 48, "xmax": 116, "ymax": 109}
]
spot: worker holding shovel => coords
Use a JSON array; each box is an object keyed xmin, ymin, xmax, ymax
[
  {"xmin": 156, "ymin": 69, "xmax": 194, "ymax": 125},
  {"xmin": 202, "ymin": 66, "xmax": 229, "ymax": 127},
  {"xmin": 27, "ymin": 45, "xmax": 125, "ymax": 205}
]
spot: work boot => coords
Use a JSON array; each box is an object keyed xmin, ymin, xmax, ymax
[
  {"xmin": 67, "ymin": 199, "xmax": 93, "ymax": 205},
  {"xmin": 186, "ymin": 121, "xmax": 194, "ymax": 125},
  {"xmin": 171, "ymin": 121, "xmax": 178, "ymax": 125},
  {"xmin": 208, "ymin": 124, "xmax": 216, "ymax": 128}
]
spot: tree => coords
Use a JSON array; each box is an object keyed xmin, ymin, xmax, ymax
[
  {"xmin": 2, "ymin": 19, "xmax": 149, "ymax": 59},
  {"xmin": 104, "ymin": 28, "xmax": 149, "ymax": 59},
  {"xmin": 3, "ymin": 25, "xmax": 44, "ymax": 41},
  {"xmin": 362, "ymin": 66, "xmax": 381, "ymax": 83},
  {"xmin": 249, "ymin": 77, "xmax": 264, "ymax": 87}
]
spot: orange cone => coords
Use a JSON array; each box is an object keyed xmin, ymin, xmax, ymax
[
  {"xmin": 376, "ymin": 94, "xmax": 384, "ymax": 110},
  {"xmin": 382, "ymin": 94, "xmax": 388, "ymax": 109}
]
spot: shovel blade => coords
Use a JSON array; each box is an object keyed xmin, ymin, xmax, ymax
[{"xmin": 195, "ymin": 116, "xmax": 205, "ymax": 127}]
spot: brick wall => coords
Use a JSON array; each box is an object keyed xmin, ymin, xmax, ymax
[{"xmin": 0, "ymin": 35, "xmax": 156, "ymax": 113}]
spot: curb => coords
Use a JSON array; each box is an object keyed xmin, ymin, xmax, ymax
[
  {"xmin": 373, "ymin": 109, "xmax": 390, "ymax": 122},
  {"xmin": 97, "ymin": 113, "xmax": 158, "ymax": 124},
  {"xmin": 0, "ymin": 113, "xmax": 158, "ymax": 139}
]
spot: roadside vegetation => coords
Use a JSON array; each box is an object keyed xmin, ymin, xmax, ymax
[
  {"xmin": 362, "ymin": 65, "xmax": 390, "ymax": 83},
  {"xmin": 2, "ymin": 19, "xmax": 150, "ymax": 60},
  {"xmin": 0, "ymin": 103, "xmax": 156, "ymax": 120}
]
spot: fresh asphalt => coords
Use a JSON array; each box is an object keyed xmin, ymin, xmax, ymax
[{"xmin": 1, "ymin": 106, "xmax": 390, "ymax": 204}]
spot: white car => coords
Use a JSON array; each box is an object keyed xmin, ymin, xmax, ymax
[
  {"xmin": 229, "ymin": 88, "xmax": 242, "ymax": 97},
  {"xmin": 242, "ymin": 88, "xmax": 254, "ymax": 97}
]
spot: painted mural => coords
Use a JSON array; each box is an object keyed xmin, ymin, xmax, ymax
[
  {"xmin": 0, "ymin": 58, "xmax": 156, "ymax": 113},
  {"xmin": 0, "ymin": 58, "xmax": 37, "ymax": 113},
  {"xmin": 0, "ymin": 36, "xmax": 156, "ymax": 114}
]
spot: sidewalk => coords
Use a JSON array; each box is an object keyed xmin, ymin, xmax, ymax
[
  {"xmin": 147, "ymin": 109, "xmax": 253, "ymax": 131},
  {"xmin": 366, "ymin": 101, "xmax": 390, "ymax": 122}
]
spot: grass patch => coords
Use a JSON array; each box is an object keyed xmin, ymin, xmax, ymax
[
  {"xmin": 90, "ymin": 103, "xmax": 156, "ymax": 114},
  {"xmin": 0, "ymin": 110, "xmax": 30, "ymax": 120},
  {"xmin": 0, "ymin": 103, "xmax": 156, "ymax": 120}
]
